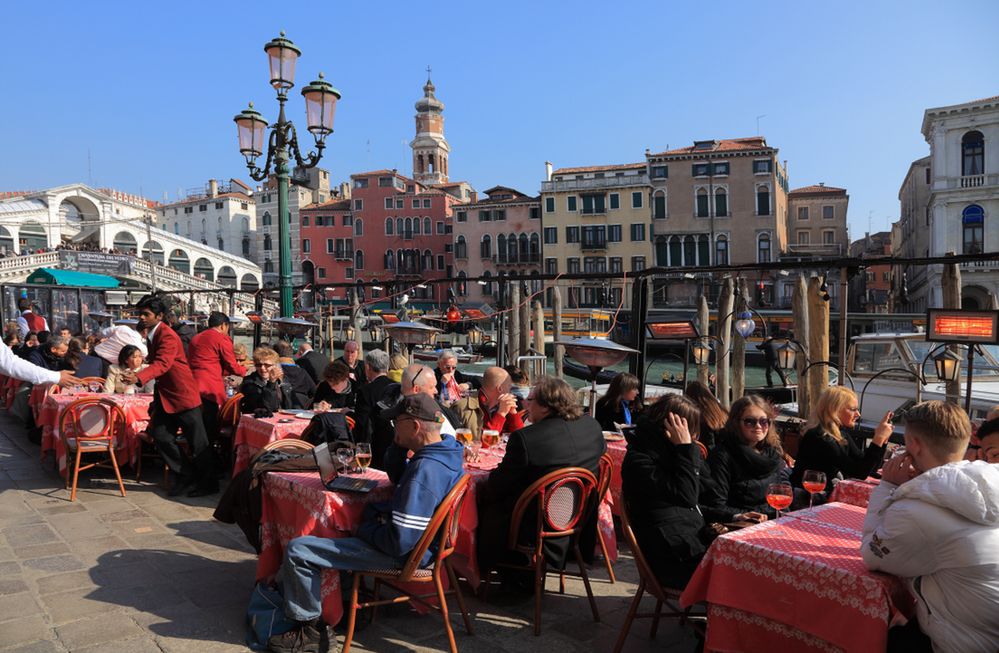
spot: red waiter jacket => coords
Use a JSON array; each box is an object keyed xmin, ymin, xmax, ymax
[
  {"xmin": 136, "ymin": 322, "xmax": 202, "ymax": 414},
  {"xmin": 188, "ymin": 328, "xmax": 246, "ymax": 406}
]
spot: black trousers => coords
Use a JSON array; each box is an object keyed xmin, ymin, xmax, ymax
[
  {"xmin": 201, "ymin": 399, "xmax": 219, "ymax": 442},
  {"xmin": 149, "ymin": 399, "xmax": 212, "ymax": 485},
  {"xmin": 887, "ymin": 619, "xmax": 933, "ymax": 653},
  {"xmin": 765, "ymin": 362, "xmax": 788, "ymax": 387}
]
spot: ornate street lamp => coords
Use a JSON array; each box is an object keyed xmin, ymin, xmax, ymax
[
  {"xmin": 467, "ymin": 325, "xmax": 483, "ymax": 346},
  {"xmin": 691, "ymin": 339, "xmax": 713, "ymax": 366},
  {"xmin": 733, "ymin": 311, "xmax": 756, "ymax": 339},
  {"xmin": 776, "ymin": 339, "xmax": 802, "ymax": 371},
  {"xmin": 234, "ymin": 32, "xmax": 342, "ymax": 318},
  {"xmin": 933, "ymin": 348, "xmax": 962, "ymax": 383}
]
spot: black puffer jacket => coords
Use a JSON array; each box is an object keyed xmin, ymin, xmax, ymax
[
  {"xmin": 621, "ymin": 418, "xmax": 714, "ymax": 589},
  {"xmin": 706, "ymin": 433, "xmax": 787, "ymax": 521}
]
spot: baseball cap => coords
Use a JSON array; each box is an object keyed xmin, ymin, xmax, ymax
[{"xmin": 384, "ymin": 393, "xmax": 443, "ymax": 423}]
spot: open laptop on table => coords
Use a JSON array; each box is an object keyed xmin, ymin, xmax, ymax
[{"xmin": 313, "ymin": 442, "xmax": 379, "ymax": 493}]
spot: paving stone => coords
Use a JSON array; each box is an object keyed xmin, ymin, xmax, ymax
[
  {"xmin": 0, "ymin": 614, "xmax": 51, "ymax": 648},
  {"xmin": 21, "ymin": 555, "xmax": 84, "ymax": 574},
  {"xmin": 0, "ymin": 559, "xmax": 20, "ymax": 575},
  {"xmin": 35, "ymin": 502, "xmax": 88, "ymax": 515},
  {"xmin": 12, "ymin": 542, "xmax": 71, "ymax": 560},
  {"xmin": 0, "ymin": 591, "xmax": 43, "ymax": 621},
  {"xmin": 39, "ymin": 588, "xmax": 126, "ymax": 625},
  {"xmin": 0, "ymin": 577, "xmax": 30, "ymax": 595},
  {"xmin": 0, "ymin": 639, "xmax": 67, "ymax": 653},
  {"xmin": 61, "ymin": 535, "xmax": 130, "ymax": 564},
  {"xmin": 53, "ymin": 613, "xmax": 145, "ymax": 650},
  {"xmin": 96, "ymin": 509, "xmax": 147, "ymax": 523},
  {"xmin": 35, "ymin": 570, "xmax": 97, "ymax": 595},
  {"xmin": 3, "ymin": 523, "xmax": 57, "ymax": 548},
  {"xmin": 74, "ymin": 636, "xmax": 162, "ymax": 653}
]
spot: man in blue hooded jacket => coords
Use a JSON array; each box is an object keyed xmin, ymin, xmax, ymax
[{"xmin": 271, "ymin": 393, "xmax": 465, "ymax": 653}]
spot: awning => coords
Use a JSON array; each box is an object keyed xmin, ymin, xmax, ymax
[{"xmin": 26, "ymin": 267, "xmax": 120, "ymax": 288}]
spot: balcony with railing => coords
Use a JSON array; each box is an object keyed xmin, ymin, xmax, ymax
[
  {"xmin": 541, "ymin": 174, "xmax": 649, "ymax": 193},
  {"xmin": 945, "ymin": 173, "xmax": 998, "ymax": 190},
  {"xmin": 494, "ymin": 253, "xmax": 541, "ymax": 265},
  {"xmin": 581, "ymin": 238, "xmax": 608, "ymax": 251},
  {"xmin": 784, "ymin": 243, "xmax": 844, "ymax": 257}
]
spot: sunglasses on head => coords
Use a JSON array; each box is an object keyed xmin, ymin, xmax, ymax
[{"xmin": 742, "ymin": 417, "xmax": 771, "ymax": 428}]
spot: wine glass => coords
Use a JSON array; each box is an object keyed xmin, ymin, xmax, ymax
[
  {"xmin": 766, "ymin": 482, "xmax": 794, "ymax": 525},
  {"xmin": 802, "ymin": 470, "xmax": 827, "ymax": 509},
  {"xmin": 354, "ymin": 443, "xmax": 372, "ymax": 473},
  {"xmin": 335, "ymin": 447, "xmax": 354, "ymax": 475}
]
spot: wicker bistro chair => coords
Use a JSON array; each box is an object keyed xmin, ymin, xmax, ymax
[
  {"xmin": 59, "ymin": 397, "xmax": 128, "ymax": 501},
  {"xmin": 595, "ymin": 453, "xmax": 616, "ymax": 583},
  {"xmin": 343, "ymin": 474, "xmax": 474, "ymax": 653},
  {"xmin": 76, "ymin": 377, "xmax": 108, "ymax": 391},
  {"xmin": 611, "ymin": 501, "xmax": 702, "ymax": 653},
  {"xmin": 215, "ymin": 392, "xmax": 244, "ymax": 471},
  {"xmin": 499, "ymin": 467, "xmax": 601, "ymax": 636}
]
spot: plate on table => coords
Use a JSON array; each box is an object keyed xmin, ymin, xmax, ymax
[
  {"xmin": 279, "ymin": 409, "xmax": 308, "ymax": 416},
  {"xmin": 294, "ymin": 411, "xmax": 316, "ymax": 420},
  {"xmin": 603, "ymin": 431, "xmax": 626, "ymax": 442}
]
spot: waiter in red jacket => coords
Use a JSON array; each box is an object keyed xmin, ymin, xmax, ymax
[
  {"xmin": 122, "ymin": 295, "xmax": 215, "ymax": 498},
  {"xmin": 188, "ymin": 312, "xmax": 246, "ymax": 444}
]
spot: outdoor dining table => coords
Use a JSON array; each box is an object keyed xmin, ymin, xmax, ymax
[
  {"xmin": 829, "ymin": 477, "xmax": 880, "ymax": 508},
  {"xmin": 680, "ymin": 502, "xmax": 914, "ymax": 653},
  {"xmin": 36, "ymin": 389, "xmax": 153, "ymax": 477},
  {"xmin": 256, "ymin": 440, "xmax": 619, "ymax": 628},
  {"xmin": 232, "ymin": 413, "xmax": 311, "ymax": 476}
]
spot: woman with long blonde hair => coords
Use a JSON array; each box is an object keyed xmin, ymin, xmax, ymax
[{"xmin": 789, "ymin": 385, "xmax": 893, "ymax": 493}]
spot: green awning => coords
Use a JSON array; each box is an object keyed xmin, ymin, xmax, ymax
[{"xmin": 26, "ymin": 268, "xmax": 120, "ymax": 288}]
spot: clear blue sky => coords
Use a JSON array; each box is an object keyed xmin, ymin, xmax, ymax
[{"xmin": 3, "ymin": 0, "xmax": 997, "ymax": 238}]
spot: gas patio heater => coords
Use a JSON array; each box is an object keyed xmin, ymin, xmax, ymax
[
  {"xmin": 557, "ymin": 338, "xmax": 639, "ymax": 417},
  {"xmin": 384, "ymin": 321, "xmax": 441, "ymax": 363},
  {"xmin": 269, "ymin": 316, "xmax": 318, "ymax": 342}
]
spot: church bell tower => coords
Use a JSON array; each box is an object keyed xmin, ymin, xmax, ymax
[{"xmin": 410, "ymin": 69, "xmax": 450, "ymax": 185}]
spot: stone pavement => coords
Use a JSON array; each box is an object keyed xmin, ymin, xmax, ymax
[{"xmin": 0, "ymin": 410, "xmax": 700, "ymax": 652}]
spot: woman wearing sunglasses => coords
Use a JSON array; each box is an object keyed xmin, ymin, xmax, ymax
[
  {"xmin": 789, "ymin": 385, "xmax": 892, "ymax": 494},
  {"xmin": 704, "ymin": 395, "xmax": 787, "ymax": 523}
]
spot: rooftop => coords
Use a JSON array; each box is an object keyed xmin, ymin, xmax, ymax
[
  {"xmin": 789, "ymin": 183, "xmax": 847, "ymax": 195},
  {"xmin": 650, "ymin": 137, "xmax": 773, "ymax": 157},
  {"xmin": 552, "ymin": 162, "xmax": 646, "ymax": 176}
]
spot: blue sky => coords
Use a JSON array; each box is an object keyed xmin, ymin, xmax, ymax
[{"xmin": 3, "ymin": 0, "xmax": 997, "ymax": 238}]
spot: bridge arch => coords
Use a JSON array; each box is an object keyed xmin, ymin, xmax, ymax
[
  {"xmin": 0, "ymin": 227, "xmax": 14, "ymax": 255},
  {"xmin": 168, "ymin": 248, "xmax": 190, "ymax": 275},
  {"xmin": 18, "ymin": 221, "xmax": 47, "ymax": 252},
  {"xmin": 57, "ymin": 196, "xmax": 101, "ymax": 226},
  {"xmin": 218, "ymin": 266, "xmax": 237, "ymax": 288},
  {"xmin": 142, "ymin": 240, "xmax": 165, "ymax": 265},
  {"xmin": 240, "ymin": 274, "xmax": 260, "ymax": 292},
  {"xmin": 113, "ymin": 231, "xmax": 138, "ymax": 254},
  {"xmin": 194, "ymin": 257, "xmax": 214, "ymax": 281}
]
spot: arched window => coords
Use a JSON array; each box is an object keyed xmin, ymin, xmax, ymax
[
  {"xmin": 757, "ymin": 233, "xmax": 771, "ymax": 263},
  {"xmin": 756, "ymin": 185, "xmax": 770, "ymax": 216},
  {"xmin": 529, "ymin": 233, "xmax": 540, "ymax": 261},
  {"xmin": 962, "ymin": 131, "xmax": 985, "ymax": 177},
  {"xmin": 218, "ymin": 238, "xmax": 224, "ymax": 250},
  {"xmin": 457, "ymin": 271, "xmax": 467, "ymax": 296},
  {"xmin": 404, "ymin": 218, "xmax": 413, "ymax": 239},
  {"xmin": 697, "ymin": 234, "xmax": 710, "ymax": 265},
  {"xmin": 497, "ymin": 234, "xmax": 507, "ymax": 262},
  {"xmin": 355, "ymin": 250, "xmax": 364, "ymax": 270},
  {"xmin": 696, "ymin": 188, "xmax": 709, "ymax": 218},
  {"xmin": 262, "ymin": 211, "xmax": 272, "ymax": 226},
  {"xmin": 963, "ymin": 204, "xmax": 985, "ymax": 254},
  {"xmin": 241, "ymin": 217, "xmax": 249, "ymax": 233},
  {"xmin": 396, "ymin": 218, "xmax": 403, "ymax": 235},
  {"xmin": 201, "ymin": 218, "xmax": 206, "ymax": 234},
  {"xmin": 715, "ymin": 188, "xmax": 728, "ymax": 217},
  {"xmin": 716, "ymin": 235, "xmax": 729, "ymax": 265},
  {"xmin": 480, "ymin": 234, "xmax": 492, "ymax": 259},
  {"xmin": 655, "ymin": 236, "xmax": 668, "ymax": 267},
  {"xmin": 508, "ymin": 233, "xmax": 518, "ymax": 263},
  {"xmin": 217, "ymin": 217, "xmax": 223, "ymax": 233},
  {"xmin": 174, "ymin": 223, "xmax": 180, "ymax": 235},
  {"xmin": 653, "ymin": 190, "xmax": 667, "ymax": 220},
  {"xmin": 397, "ymin": 249, "xmax": 404, "ymax": 271},
  {"xmin": 456, "ymin": 235, "xmax": 467, "ymax": 259},
  {"xmin": 683, "ymin": 235, "xmax": 696, "ymax": 265},
  {"xmin": 413, "ymin": 217, "xmax": 421, "ymax": 235},
  {"xmin": 482, "ymin": 270, "xmax": 493, "ymax": 296},
  {"xmin": 668, "ymin": 235, "xmax": 682, "ymax": 266},
  {"xmin": 385, "ymin": 218, "xmax": 393, "ymax": 235},
  {"xmin": 263, "ymin": 234, "xmax": 272, "ymax": 250},
  {"xmin": 424, "ymin": 217, "xmax": 432, "ymax": 234},
  {"xmin": 385, "ymin": 249, "xmax": 394, "ymax": 269},
  {"xmin": 518, "ymin": 233, "xmax": 529, "ymax": 261},
  {"xmin": 354, "ymin": 218, "xmax": 363, "ymax": 237},
  {"xmin": 423, "ymin": 249, "xmax": 433, "ymax": 271}
]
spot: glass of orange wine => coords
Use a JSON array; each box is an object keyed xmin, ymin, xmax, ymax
[
  {"xmin": 766, "ymin": 482, "xmax": 794, "ymax": 527},
  {"xmin": 481, "ymin": 429, "xmax": 500, "ymax": 450},
  {"xmin": 802, "ymin": 470, "xmax": 827, "ymax": 509},
  {"xmin": 354, "ymin": 443, "xmax": 372, "ymax": 472}
]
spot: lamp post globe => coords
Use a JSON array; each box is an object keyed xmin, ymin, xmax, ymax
[
  {"xmin": 734, "ymin": 311, "xmax": 756, "ymax": 339},
  {"xmin": 933, "ymin": 348, "xmax": 962, "ymax": 383},
  {"xmin": 264, "ymin": 31, "xmax": 301, "ymax": 93},
  {"xmin": 692, "ymin": 339, "xmax": 712, "ymax": 366},
  {"xmin": 233, "ymin": 104, "xmax": 268, "ymax": 163},
  {"xmin": 776, "ymin": 340, "xmax": 797, "ymax": 371},
  {"xmin": 301, "ymin": 73, "xmax": 341, "ymax": 145}
]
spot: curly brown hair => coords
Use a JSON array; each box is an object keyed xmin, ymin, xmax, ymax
[
  {"xmin": 530, "ymin": 376, "xmax": 583, "ymax": 421},
  {"xmin": 640, "ymin": 394, "xmax": 701, "ymax": 440}
]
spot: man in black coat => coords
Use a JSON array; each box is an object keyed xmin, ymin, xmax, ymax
[
  {"xmin": 295, "ymin": 342, "xmax": 329, "ymax": 385},
  {"xmin": 273, "ymin": 341, "xmax": 316, "ymax": 408},
  {"xmin": 477, "ymin": 377, "xmax": 606, "ymax": 583},
  {"xmin": 351, "ymin": 349, "xmax": 398, "ymax": 468},
  {"xmin": 433, "ymin": 350, "xmax": 480, "ymax": 403}
]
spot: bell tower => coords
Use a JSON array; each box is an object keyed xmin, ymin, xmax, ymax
[{"xmin": 410, "ymin": 68, "xmax": 450, "ymax": 185}]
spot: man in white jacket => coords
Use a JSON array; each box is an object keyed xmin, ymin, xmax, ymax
[{"xmin": 862, "ymin": 400, "xmax": 999, "ymax": 652}]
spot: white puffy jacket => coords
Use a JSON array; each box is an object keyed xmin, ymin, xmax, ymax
[{"xmin": 861, "ymin": 460, "xmax": 999, "ymax": 653}]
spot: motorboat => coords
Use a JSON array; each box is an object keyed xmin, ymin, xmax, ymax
[{"xmin": 412, "ymin": 347, "xmax": 483, "ymax": 364}]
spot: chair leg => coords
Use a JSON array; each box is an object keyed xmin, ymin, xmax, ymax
[
  {"xmin": 446, "ymin": 560, "xmax": 475, "ymax": 636},
  {"xmin": 342, "ymin": 573, "xmax": 361, "ymax": 653},
  {"xmin": 108, "ymin": 448, "xmax": 126, "ymax": 497},
  {"xmin": 649, "ymin": 598, "xmax": 663, "ymax": 638},
  {"xmin": 574, "ymin": 543, "xmax": 600, "ymax": 623},
  {"xmin": 598, "ymin": 528, "xmax": 616, "ymax": 583},
  {"xmin": 70, "ymin": 448, "xmax": 83, "ymax": 502},
  {"xmin": 370, "ymin": 578, "xmax": 381, "ymax": 624},
  {"xmin": 533, "ymin": 557, "xmax": 547, "ymax": 636},
  {"xmin": 559, "ymin": 570, "xmax": 565, "ymax": 594},
  {"xmin": 434, "ymin": 569, "xmax": 458, "ymax": 653},
  {"xmin": 612, "ymin": 582, "xmax": 645, "ymax": 653}
]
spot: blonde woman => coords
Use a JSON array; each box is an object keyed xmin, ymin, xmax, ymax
[{"xmin": 789, "ymin": 385, "xmax": 893, "ymax": 492}]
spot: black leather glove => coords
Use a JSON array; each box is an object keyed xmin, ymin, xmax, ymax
[{"xmin": 253, "ymin": 407, "xmax": 274, "ymax": 419}]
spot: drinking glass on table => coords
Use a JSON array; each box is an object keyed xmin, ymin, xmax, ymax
[
  {"xmin": 354, "ymin": 443, "xmax": 372, "ymax": 472},
  {"xmin": 481, "ymin": 429, "xmax": 500, "ymax": 450},
  {"xmin": 802, "ymin": 470, "xmax": 827, "ymax": 509},
  {"xmin": 766, "ymin": 482, "xmax": 794, "ymax": 523},
  {"xmin": 455, "ymin": 428, "xmax": 473, "ymax": 445},
  {"xmin": 336, "ymin": 446, "xmax": 354, "ymax": 475},
  {"xmin": 463, "ymin": 440, "xmax": 481, "ymax": 464}
]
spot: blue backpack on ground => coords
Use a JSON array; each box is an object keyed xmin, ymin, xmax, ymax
[{"xmin": 246, "ymin": 582, "xmax": 295, "ymax": 651}]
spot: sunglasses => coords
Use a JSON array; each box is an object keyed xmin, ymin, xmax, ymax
[{"xmin": 742, "ymin": 417, "xmax": 771, "ymax": 429}]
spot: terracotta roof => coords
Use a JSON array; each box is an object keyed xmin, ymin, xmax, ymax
[
  {"xmin": 457, "ymin": 194, "xmax": 540, "ymax": 209},
  {"xmin": 351, "ymin": 169, "xmax": 414, "ymax": 184},
  {"xmin": 551, "ymin": 162, "xmax": 645, "ymax": 175},
  {"xmin": 788, "ymin": 184, "xmax": 847, "ymax": 195},
  {"xmin": 482, "ymin": 185, "xmax": 529, "ymax": 198},
  {"xmin": 302, "ymin": 198, "xmax": 351, "ymax": 211},
  {"xmin": 651, "ymin": 137, "xmax": 772, "ymax": 157}
]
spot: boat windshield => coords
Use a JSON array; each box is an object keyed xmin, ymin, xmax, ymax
[{"xmin": 906, "ymin": 340, "xmax": 999, "ymax": 378}]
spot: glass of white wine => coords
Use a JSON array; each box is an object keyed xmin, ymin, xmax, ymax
[{"xmin": 354, "ymin": 443, "xmax": 372, "ymax": 473}]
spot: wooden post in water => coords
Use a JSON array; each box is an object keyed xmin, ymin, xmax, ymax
[
  {"xmin": 532, "ymin": 301, "xmax": 545, "ymax": 381},
  {"xmin": 697, "ymin": 294, "xmax": 710, "ymax": 388},
  {"xmin": 837, "ymin": 267, "xmax": 849, "ymax": 385},
  {"xmin": 553, "ymin": 286, "xmax": 564, "ymax": 379},
  {"xmin": 519, "ymin": 284, "xmax": 531, "ymax": 375},
  {"xmin": 351, "ymin": 294, "xmax": 364, "ymax": 357},
  {"xmin": 508, "ymin": 283, "xmax": 520, "ymax": 367},
  {"xmin": 732, "ymin": 278, "xmax": 748, "ymax": 400},
  {"xmin": 807, "ymin": 277, "xmax": 830, "ymax": 409},
  {"xmin": 716, "ymin": 277, "xmax": 734, "ymax": 408},
  {"xmin": 942, "ymin": 257, "xmax": 962, "ymax": 405},
  {"xmin": 792, "ymin": 275, "xmax": 811, "ymax": 419}
]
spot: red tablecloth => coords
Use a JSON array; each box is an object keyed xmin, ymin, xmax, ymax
[
  {"xmin": 605, "ymin": 439, "xmax": 626, "ymax": 516},
  {"xmin": 232, "ymin": 414, "xmax": 310, "ymax": 476},
  {"xmin": 258, "ymin": 442, "xmax": 618, "ymax": 627},
  {"xmin": 829, "ymin": 478, "xmax": 880, "ymax": 509},
  {"xmin": 680, "ymin": 502, "xmax": 913, "ymax": 653},
  {"xmin": 37, "ymin": 392, "xmax": 153, "ymax": 477}
]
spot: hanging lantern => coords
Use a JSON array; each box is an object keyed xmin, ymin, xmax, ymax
[
  {"xmin": 933, "ymin": 349, "xmax": 962, "ymax": 383},
  {"xmin": 691, "ymin": 339, "xmax": 712, "ymax": 366},
  {"xmin": 776, "ymin": 340, "xmax": 798, "ymax": 371},
  {"xmin": 734, "ymin": 311, "xmax": 756, "ymax": 339}
]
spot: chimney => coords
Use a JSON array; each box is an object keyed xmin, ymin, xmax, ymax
[
  {"xmin": 208, "ymin": 179, "xmax": 218, "ymax": 198},
  {"xmin": 818, "ymin": 182, "xmax": 825, "ymax": 187},
  {"xmin": 545, "ymin": 161, "xmax": 553, "ymax": 182}
]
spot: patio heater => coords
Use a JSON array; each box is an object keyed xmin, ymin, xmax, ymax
[
  {"xmin": 384, "ymin": 321, "xmax": 441, "ymax": 363},
  {"xmin": 269, "ymin": 316, "xmax": 318, "ymax": 343},
  {"xmin": 557, "ymin": 338, "xmax": 639, "ymax": 417}
]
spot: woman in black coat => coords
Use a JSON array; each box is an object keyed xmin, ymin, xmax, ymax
[
  {"xmin": 595, "ymin": 372, "xmax": 642, "ymax": 432},
  {"xmin": 706, "ymin": 395, "xmax": 787, "ymax": 522},
  {"xmin": 622, "ymin": 394, "xmax": 712, "ymax": 590},
  {"xmin": 311, "ymin": 360, "xmax": 357, "ymax": 412}
]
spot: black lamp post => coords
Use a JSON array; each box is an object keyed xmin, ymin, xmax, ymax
[{"xmin": 233, "ymin": 32, "xmax": 341, "ymax": 317}]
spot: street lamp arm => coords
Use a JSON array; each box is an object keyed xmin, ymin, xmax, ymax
[
  {"xmin": 799, "ymin": 360, "xmax": 855, "ymax": 390},
  {"xmin": 286, "ymin": 122, "xmax": 325, "ymax": 169},
  {"xmin": 246, "ymin": 129, "xmax": 279, "ymax": 182},
  {"xmin": 859, "ymin": 367, "xmax": 926, "ymax": 415},
  {"xmin": 644, "ymin": 352, "xmax": 686, "ymax": 387}
]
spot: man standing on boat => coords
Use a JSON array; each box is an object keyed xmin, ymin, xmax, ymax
[{"xmin": 758, "ymin": 327, "xmax": 788, "ymax": 388}]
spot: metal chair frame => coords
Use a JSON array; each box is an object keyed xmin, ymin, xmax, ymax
[{"xmin": 59, "ymin": 397, "xmax": 128, "ymax": 501}]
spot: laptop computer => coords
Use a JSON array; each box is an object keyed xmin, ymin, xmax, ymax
[{"xmin": 312, "ymin": 442, "xmax": 379, "ymax": 493}]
